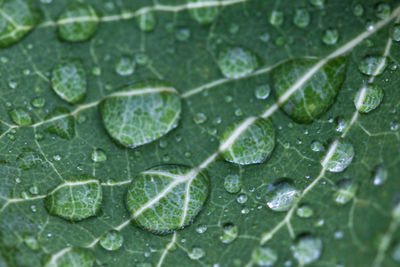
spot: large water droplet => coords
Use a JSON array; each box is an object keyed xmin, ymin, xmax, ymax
[
  {"xmin": 44, "ymin": 107, "xmax": 75, "ymax": 139},
  {"xmin": 217, "ymin": 46, "xmax": 258, "ymax": 79},
  {"xmin": 188, "ymin": 0, "xmax": 219, "ymax": 25},
  {"xmin": 293, "ymin": 9, "xmax": 310, "ymax": 28},
  {"xmin": 266, "ymin": 179, "xmax": 300, "ymax": 212},
  {"xmin": 354, "ymin": 84, "xmax": 384, "ymax": 113},
  {"xmin": 333, "ymin": 179, "xmax": 358, "ymax": 205},
  {"xmin": 9, "ymin": 108, "xmax": 32, "ymax": 126},
  {"xmin": 44, "ymin": 177, "xmax": 102, "ymax": 221},
  {"xmin": 51, "ymin": 59, "xmax": 87, "ymax": 104},
  {"xmin": 219, "ymin": 223, "xmax": 238, "ymax": 244},
  {"xmin": 291, "ymin": 235, "xmax": 322, "ymax": 265},
  {"xmin": 224, "ymin": 174, "xmax": 241, "ymax": 194},
  {"xmin": 0, "ymin": 0, "xmax": 41, "ymax": 48},
  {"xmin": 358, "ymin": 56, "xmax": 387, "ymax": 76},
  {"xmin": 57, "ymin": 3, "xmax": 99, "ymax": 42},
  {"xmin": 220, "ymin": 118, "xmax": 275, "ymax": 165},
  {"xmin": 99, "ymin": 80, "xmax": 181, "ymax": 148},
  {"xmin": 99, "ymin": 230, "xmax": 123, "ymax": 251},
  {"xmin": 137, "ymin": 12, "xmax": 156, "ymax": 32},
  {"xmin": 273, "ymin": 57, "xmax": 348, "ymax": 123},
  {"xmin": 324, "ymin": 139, "xmax": 354, "ymax": 173},
  {"xmin": 251, "ymin": 247, "xmax": 278, "ymax": 267},
  {"xmin": 125, "ymin": 165, "xmax": 209, "ymax": 233},
  {"xmin": 375, "ymin": 3, "xmax": 391, "ymax": 19}
]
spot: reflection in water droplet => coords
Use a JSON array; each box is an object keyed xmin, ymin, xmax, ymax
[
  {"xmin": 236, "ymin": 194, "xmax": 248, "ymax": 204},
  {"xmin": 392, "ymin": 24, "xmax": 400, "ymax": 42},
  {"xmin": 266, "ymin": 179, "xmax": 300, "ymax": 212},
  {"xmin": 334, "ymin": 179, "xmax": 358, "ymax": 205},
  {"xmin": 224, "ymin": 174, "xmax": 242, "ymax": 194},
  {"xmin": 325, "ymin": 140, "xmax": 354, "ymax": 173},
  {"xmin": 196, "ymin": 224, "xmax": 208, "ymax": 234},
  {"xmin": 291, "ymin": 235, "xmax": 322, "ymax": 265},
  {"xmin": 252, "ymin": 247, "xmax": 278, "ymax": 267},
  {"xmin": 219, "ymin": 223, "xmax": 238, "ymax": 244},
  {"xmin": 310, "ymin": 140, "xmax": 324, "ymax": 152},
  {"xmin": 358, "ymin": 56, "xmax": 387, "ymax": 76},
  {"xmin": 100, "ymin": 230, "xmax": 123, "ymax": 251},
  {"xmin": 354, "ymin": 84, "xmax": 384, "ymax": 113},
  {"xmin": 255, "ymin": 84, "xmax": 271, "ymax": 100},
  {"xmin": 217, "ymin": 46, "xmax": 258, "ymax": 79}
]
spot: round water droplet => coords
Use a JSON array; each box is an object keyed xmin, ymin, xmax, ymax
[
  {"xmin": 220, "ymin": 118, "xmax": 275, "ymax": 165},
  {"xmin": 137, "ymin": 12, "xmax": 156, "ymax": 32},
  {"xmin": 44, "ymin": 248, "xmax": 94, "ymax": 267},
  {"xmin": 31, "ymin": 97, "xmax": 46, "ymax": 108},
  {"xmin": 176, "ymin": 28, "xmax": 190, "ymax": 41},
  {"xmin": 196, "ymin": 224, "xmax": 208, "ymax": 234},
  {"xmin": 9, "ymin": 108, "xmax": 32, "ymax": 126},
  {"xmin": 219, "ymin": 223, "xmax": 238, "ymax": 244},
  {"xmin": 251, "ymin": 247, "xmax": 278, "ymax": 267},
  {"xmin": 115, "ymin": 56, "xmax": 136, "ymax": 76},
  {"xmin": 188, "ymin": 247, "xmax": 205, "ymax": 260},
  {"xmin": 322, "ymin": 28, "xmax": 339, "ymax": 45},
  {"xmin": 291, "ymin": 235, "xmax": 322, "ymax": 265},
  {"xmin": 188, "ymin": 0, "xmax": 219, "ymax": 25},
  {"xmin": 0, "ymin": 0, "xmax": 41, "ymax": 48},
  {"xmin": 269, "ymin": 10, "xmax": 284, "ymax": 26},
  {"xmin": 44, "ymin": 107, "xmax": 75, "ymax": 140},
  {"xmin": 353, "ymin": 4, "xmax": 364, "ymax": 16},
  {"xmin": 373, "ymin": 165, "xmax": 388, "ymax": 186},
  {"xmin": 354, "ymin": 84, "xmax": 384, "ymax": 113},
  {"xmin": 29, "ymin": 185, "xmax": 39, "ymax": 195},
  {"xmin": 392, "ymin": 24, "xmax": 400, "ymax": 42},
  {"xmin": 266, "ymin": 179, "xmax": 300, "ymax": 212},
  {"xmin": 91, "ymin": 149, "xmax": 107, "ymax": 162},
  {"xmin": 224, "ymin": 174, "xmax": 241, "ymax": 194},
  {"xmin": 125, "ymin": 165, "xmax": 209, "ymax": 233},
  {"xmin": 217, "ymin": 46, "xmax": 258, "ymax": 79},
  {"xmin": 255, "ymin": 84, "xmax": 271, "ymax": 100},
  {"xmin": 57, "ymin": 3, "xmax": 99, "ymax": 42},
  {"xmin": 375, "ymin": 3, "xmax": 391, "ymax": 19},
  {"xmin": 51, "ymin": 59, "xmax": 87, "ymax": 104},
  {"xmin": 193, "ymin": 113, "xmax": 207, "ymax": 124},
  {"xmin": 273, "ymin": 57, "xmax": 348, "ymax": 123},
  {"xmin": 325, "ymin": 139, "xmax": 354, "ymax": 173},
  {"xmin": 99, "ymin": 80, "xmax": 181, "ymax": 148},
  {"xmin": 335, "ymin": 117, "xmax": 348, "ymax": 133},
  {"xmin": 296, "ymin": 204, "xmax": 313, "ymax": 218},
  {"xmin": 44, "ymin": 177, "xmax": 102, "ymax": 221},
  {"xmin": 24, "ymin": 235, "xmax": 39, "ymax": 251},
  {"xmin": 236, "ymin": 194, "xmax": 248, "ymax": 204},
  {"xmin": 293, "ymin": 9, "xmax": 310, "ymax": 28},
  {"xmin": 310, "ymin": 0, "xmax": 325, "ymax": 8},
  {"xmin": 333, "ymin": 179, "xmax": 358, "ymax": 205},
  {"xmin": 358, "ymin": 56, "xmax": 387, "ymax": 76},
  {"xmin": 100, "ymin": 230, "xmax": 123, "ymax": 251},
  {"xmin": 310, "ymin": 140, "xmax": 324, "ymax": 152}
]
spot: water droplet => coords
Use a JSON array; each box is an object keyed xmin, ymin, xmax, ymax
[
  {"xmin": 44, "ymin": 107, "xmax": 75, "ymax": 139},
  {"xmin": 44, "ymin": 248, "xmax": 94, "ymax": 267},
  {"xmin": 193, "ymin": 113, "xmax": 207, "ymax": 124},
  {"xmin": 309, "ymin": 0, "xmax": 325, "ymax": 8},
  {"xmin": 273, "ymin": 57, "xmax": 348, "ymax": 123},
  {"xmin": 373, "ymin": 165, "xmax": 388, "ymax": 186},
  {"xmin": 392, "ymin": 242, "xmax": 400, "ymax": 262},
  {"xmin": 188, "ymin": 0, "xmax": 219, "ymax": 25},
  {"xmin": 325, "ymin": 139, "xmax": 354, "ymax": 173},
  {"xmin": 335, "ymin": 117, "xmax": 348, "ymax": 133},
  {"xmin": 176, "ymin": 28, "xmax": 191, "ymax": 41},
  {"xmin": 255, "ymin": 84, "xmax": 271, "ymax": 100},
  {"xmin": 353, "ymin": 4, "xmax": 364, "ymax": 16},
  {"xmin": 269, "ymin": 10, "xmax": 284, "ymax": 26},
  {"xmin": 354, "ymin": 84, "xmax": 384, "ymax": 113},
  {"xmin": 392, "ymin": 24, "xmax": 400, "ymax": 42},
  {"xmin": 99, "ymin": 80, "xmax": 181, "ymax": 148},
  {"xmin": 17, "ymin": 150, "xmax": 45, "ymax": 170},
  {"xmin": 45, "ymin": 177, "xmax": 102, "ymax": 221},
  {"xmin": 135, "ymin": 53, "xmax": 149, "ymax": 65},
  {"xmin": 137, "ymin": 12, "xmax": 156, "ymax": 32},
  {"xmin": 296, "ymin": 204, "xmax": 313, "ymax": 218},
  {"xmin": 91, "ymin": 66, "xmax": 101, "ymax": 76},
  {"xmin": 220, "ymin": 223, "xmax": 238, "ymax": 244},
  {"xmin": 196, "ymin": 224, "xmax": 208, "ymax": 234},
  {"xmin": 51, "ymin": 59, "xmax": 87, "ymax": 104},
  {"xmin": 266, "ymin": 179, "xmax": 300, "ymax": 212},
  {"xmin": 375, "ymin": 3, "xmax": 391, "ymax": 19},
  {"xmin": 234, "ymin": 108, "xmax": 243, "ymax": 117},
  {"xmin": 31, "ymin": 97, "xmax": 46, "ymax": 108},
  {"xmin": 259, "ymin": 32, "xmax": 270, "ymax": 43},
  {"xmin": 24, "ymin": 235, "xmax": 39, "ymax": 251},
  {"xmin": 57, "ymin": 3, "xmax": 99, "ymax": 42},
  {"xmin": 9, "ymin": 108, "xmax": 32, "ymax": 126},
  {"xmin": 251, "ymin": 247, "xmax": 278, "ymax": 267},
  {"xmin": 224, "ymin": 174, "xmax": 242, "ymax": 194},
  {"xmin": 217, "ymin": 46, "xmax": 258, "ymax": 79},
  {"xmin": 358, "ymin": 56, "xmax": 387, "ymax": 76},
  {"xmin": 0, "ymin": 0, "xmax": 40, "ymax": 48},
  {"xmin": 293, "ymin": 9, "xmax": 310, "ymax": 28},
  {"xmin": 236, "ymin": 194, "xmax": 248, "ymax": 204},
  {"xmin": 188, "ymin": 247, "xmax": 205, "ymax": 260},
  {"xmin": 125, "ymin": 165, "xmax": 209, "ymax": 233},
  {"xmin": 291, "ymin": 235, "xmax": 322, "ymax": 265},
  {"xmin": 100, "ymin": 230, "xmax": 123, "ymax": 251},
  {"xmin": 53, "ymin": 154, "xmax": 61, "ymax": 161},
  {"xmin": 310, "ymin": 140, "xmax": 324, "ymax": 152},
  {"xmin": 322, "ymin": 28, "xmax": 339, "ymax": 45},
  {"xmin": 334, "ymin": 179, "xmax": 358, "ymax": 205},
  {"xmin": 29, "ymin": 185, "xmax": 39, "ymax": 195},
  {"xmin": 115, "ymin": 56, "xmax": 135, "ymax": 76},
  {"xmin": 220, "ymin": 118, "xmax": 275, "ymax": 165},
  {"xmin": 91, "ymin": 149, "xmax": 107, "ymax": 162},
  {"xmin": 334, "ymin": 230, "xmax": 344, "ymax": 239}
]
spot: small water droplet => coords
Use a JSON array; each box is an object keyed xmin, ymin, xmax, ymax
[
  {"xmin": 353, "ymin": 4, "xmax": 364, "ymax": 16},
  {"xmin": 255, "ymin": 84, "xmax": 271, "ymax": 100},
  {"xmin": 310, "ymin": 140, "xmax": 324, "ymax": 152},
  {"xmin": 219, "ymin": 223, "xmax": 238, "ymax": 244},
  {"xmin": 266, "ymin": 179, "xmax": 300, "ymax": 212},
  {"xmin": 392, "ymin": 24, "xmax": 400, "ymax": 42},
  {"xmin": 100, "ymin": 230, "xmax": 123, "ymax": 251},
  {"xmin": 358, "ymin": 56, "xmax": 387, "ymax": 76},
  {"xmin": 137, "ymin": 12, "xmax": 156, "ymax": 32},
  {"xmin": 115, "ymin": 56, "xmax": 135, "ymax": 76},
  {"xmin": 293, "ymin": 9, "xmax": 310, "ymax": 28},
  {"xmin": 175, "ymin": 28, "xmax": 191, "ymax": 41},
  {"xmin": 236, "ymin": 194, "xmax": 248, "ymax": 204},
  {"xmin": 269, "ymin": 10, "xmax": 284, "ymax": 26},
  {"xmin": 217, "ymin": 46, "xmax": 259, "ymax": 79},
  {"xmin": 354, "ymin": 84, "xmax": 384, "ymax": 113},
  {"xmin": 193, "ymin": 113, "xmax": 207, "ymax": 124},
  {"xmin": 291, "ymin": 235, "xmax": 322, "ymax": 265},
  {"xmin": 334, "ymin": 179, "xmax": 358, "ymax": 205},
  {"xmin": 224, "ymin": 174, "xmax": 242, "ymax": 194},
  {"xmin": 188, "ymin": 247, "xmax": 205, "ymax": 260},
  {"xmin": 373, "ymin": 165, "xmax": 388, "ymax": 186},
  {"xmin": 296, "ymin": 204, "xmax": 314, "ymax": 218},
  {"xmin": 91, "ymin": 149, "xmax": 107, "ymax": 162},
  {"xmin": 252, "ymin": 247, "xmax": 278, "ymax": 266},
  {"xmin": 375, "ymin": 3, "xmax": 391, "ymax": 19},
  {"xmin": 325, "ymin": 139, "xmax": 354, "ymax": 173},
  {"xmin": 322, "ymin": 28, "xmax": 339, "ymax": 45},
  {"xmin": 31, "ymin": 97, "xmax": 45, "ymax": 108},
  {"xmin": 196, "ymin": 224, "xmax": 208, "ymax": 234}
]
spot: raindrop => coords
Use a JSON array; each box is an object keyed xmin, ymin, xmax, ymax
[
  {"xmin": 291, "ymin": 235, "xmax": 322, "ymax": 265},
  {"xmin": 358, "ymin": 56, "xmax": 387, "ymax": 76},
  {"xmin": 31, "ymin": 97, "xmax": 46, "ymax": 108},
  {"xmin": 224, "ymin": 174, "xmax": 242, "ymax": 194},
  {"xmin": 100, "ymin": 230, "xmax": 123, "ymax": 251},
  {"xmin": 324, "ymin": 139, "xmax": 354, "ymax": 173},
  {"xmin": 251, "ymin": 247, "xmax": 278, "ymax": 267},
  {"xmin": 188, "ymin": 247, "xmax": 205, "ymax": 260},
  {"xmin": 187, "ymin": 0, "xmax": 219, "ymax": 25},
  {"xmin": 24, "ymin": 235, "xmax": 39, "ymax": 251},
  {"xmin": 392, "ymin": 24, "xmax": 400, "ymax": 42},
  {"xmin": 269, "ymin": 10, "xmax": 284, "ymax": 26},
  {"xmin": 217, "ymin": 46, "xmax": 259, "ymax": 79},
  {"xmin": 293, "ymin": 9, "xmax": 310, "ymax": 28},
  {"xmin": 393, "ymin": 242, "xmax": 400, "ymax": 262},
  {"xmin": 373, "ymin": 165, "xmax": 388, "ymax": 186},
  {"xmin": 115, "ymin": 56, "xmax": 136, "ymax": 76},
  {"xmin": 296, "ymin": 204, "xmax": 314, "ymax": 218},
  {"xmin": 375, "ymin": 3, "xmax": 391, "ymax": 19},
  {"xmin": 196, "ymin": 224, "xmax": 208, "ymax": 234},
  {"xmin": 91, "ymin": 149, "xmax": 107, "ymax": 162},
  {"xmin": 353, "ymin": 4, "xmax": 364, "ymax": 16},
  {"xmin": 219, "ymin": 223, "xmax": 238, "ymax": 244},
  {"xmin": 9, "ymin": 108, "xmax": 32, "ymax": 126},
  {"xmin": 255, "ymin": 84, "xmax": 271, "ymax": 100},
  {"xmin": 354, "ymin": 84, "xmax": 384, "ymax": 113},
  {"xmin": 266, "ymin": 179, "xmax": 300, "ymax": 212},
  {"xmin": 322, "ymin": 28, "xmax": 339, "ymax": 45},
  {"xmin": 333, "ymin": 179, "xmax": 358, "ymax": 205},
  {"xmin": 236, "ymin": 194, "xmax": 248, "ymax": 204},
  {"xmin": 176, "ymin": 28, "xmax": 191, "ymax": 41},
  {"xmin": 309, "ymin": 0, "xmax": 325, "ymax": 8},
  {"xmin": 193, "ymin": 113, "xmax": 207, "ymax": 124},
  {"xmin": 310, "ymin": 140, "xmax": 324, "ymax": 152},
  {"xmin": 137, "ymin": 12, "xmax": 156, "ymax": 32}
]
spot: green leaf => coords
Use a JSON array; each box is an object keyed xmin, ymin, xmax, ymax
[{"xmin": 1, "ymin": 1, "xmax": 400, "ymax": 267}]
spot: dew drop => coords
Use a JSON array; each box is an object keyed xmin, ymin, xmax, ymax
[
  {"xmin": 375, "ymin": 3, "xmax": 391, "ymax": 19},
  {"xmin": 322, "ymin": 28, "xmax": 339, "ymax": 45},
  {"xmin": 175, "ymin": 28, "xmax": 191, "ymax": 41},
  {"xmin": 392, "ymin": 24, "xmax": 400, "ymax": 42},
  {"xmin": 91, "ymin": 149, "xmax": 107, "ymax": 162},
  {"xmin": 17, "ymin": 150, "xmax": 45, "ymax": 170},
  {"xmin": 188, "ymin": 247, "xmax": 205, "ymax": 260},
  {"xmin": 44, "ymin": 107, "xmax": 75, "ymax": 139},
  {"xmin": 333, "ymin": 179, "xmax": 358, "ymax": 205},
  {"xmin": 373, "ymin": 165, "xmax": 388, "ymax": 186},
  {"xmin": 309, "ymin": 0, "xmax": 325, "ymax": 8},
  {"xmin": 224, "ymin": 174, "xmax": 242, "ymax": 194},
  {"xmin": 217, "ymin": 46, "xmax": 258, "ymax": 79},
  {"xmin": 358, "ymin": 56, "xmax": 387, "ymax": 76},
  {"xmin": 31, "ymin": 97, "xmax": 46, "ymax": 108},
  {"xmin": 335, "ymin": 117, "xmax": 348, "ymax": 133},
  {"xmin": 269, "ymin": 10, "xmax": 284, "ymax": 26},
  {"xmin": 236, "ymin": 194, "xmax": 248, "ymax": 204},
  {"xmin": 324, "ymin": 139, "xmax": 354, "ymax": 173},
  {"xmin": 266, "ymin": 179, "xmax": 300, "ymax": 212},
  {"xmin": 115, "ymin": 56, "xmax": 135, "ymax": 76},
  {"xmin": 310, "ymin": 140, "xmax": 324, "ymax": 152},
  {"xmin": 251, "ymin": 247, "xmax": 278, "ymax": 267},
  {"xmin": 353, "ymin": 4, "xmax": 364, "ymax": 16},
  {"xmin": 219, "ymin": 223, "xmax": 238, "ymax": 244},
  {"xmin": 193, "ymin": 113, "xmax": 207, "ymax": 124},
  {"xmin": 196, "ymin": 224, "xmax": 208, "ymax": 234},
  {"xmin": 354, "ymin": 84, "xmax": 384, "ymax": 113},
  {"xmin": 293, "ymin": 9, "xmax": 310, "ymax": 28},
  {"xmin": 291, "ymin": 235, "xmax": 322, "ymax": 265},
  {"xmin": 100, "ymin": 230, "xmax": 123, "ymax": 251},
  {"xmin": 137, "ymin": 12, "xmax": 156, "ymax": 32},
  {"xmin": 255, "ymin": 84, "xmax": 271, "ymax": 100},
  {"xmin": 29, "ymin": 185, "xmax": 39, "ymax": 195},
  {"xmin": 296, "ymin": 204, "xmax": 313, "ymax": 218},
  {"xmin": 187, "ymin": 0, "xmax": 219, "ymax": 25},
  {"xmin": 9, "ymin": 108, "xmax": 32, "ymax": 126}
]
